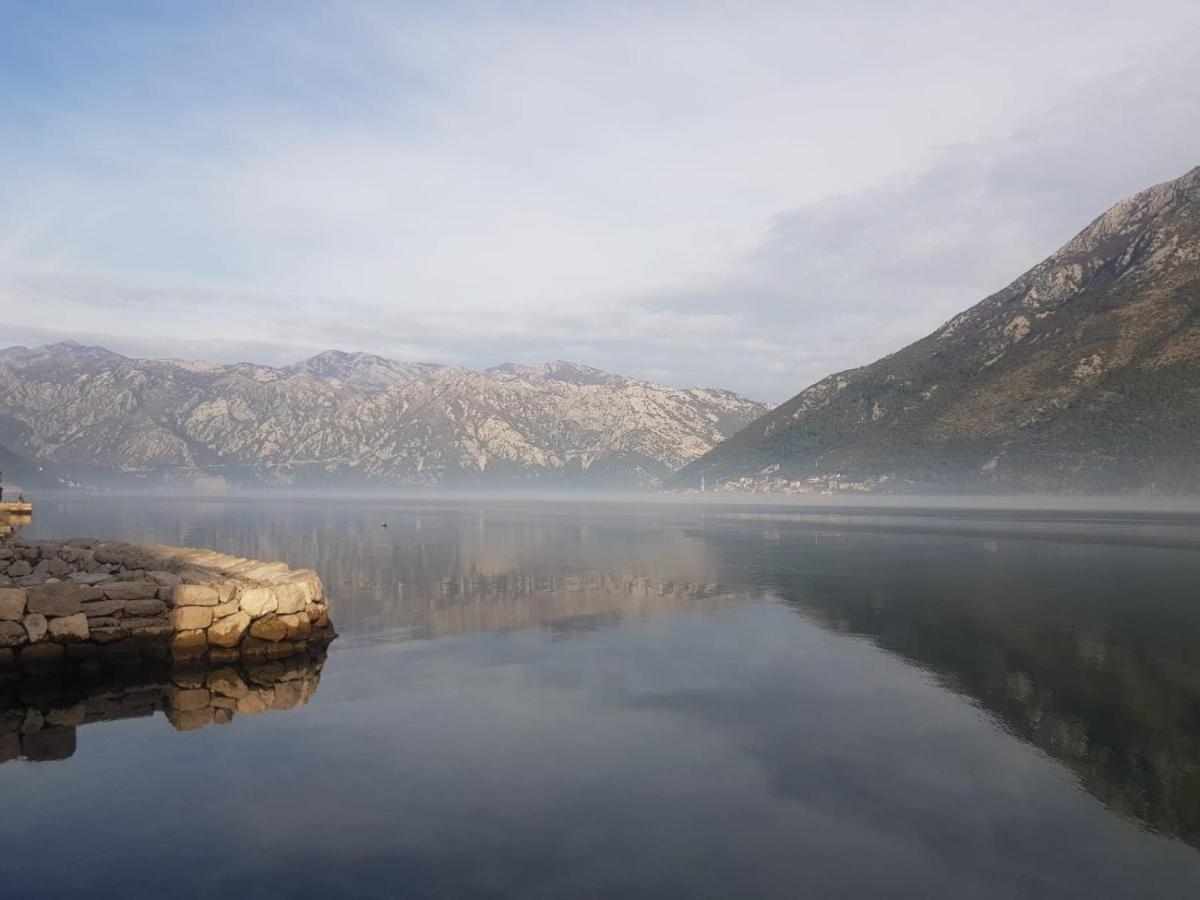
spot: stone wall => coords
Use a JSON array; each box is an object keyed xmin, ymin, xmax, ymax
[
  {"xmin": 0, "ymin": 540, "xmax": 334, "ymax": 674},
  {"xmin": 1, "ymin": 649, "xmax": 327, "ymax": 764}
]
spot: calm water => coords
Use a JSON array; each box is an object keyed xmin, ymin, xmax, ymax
[{"xmin": 4, "ymin": 495, "xmax": 1200, "ymax": 898}]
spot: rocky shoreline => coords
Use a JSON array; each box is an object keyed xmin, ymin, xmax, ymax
[{"xmin": 0, "ymin": 539, "xmax": 334, "ymax": 674}]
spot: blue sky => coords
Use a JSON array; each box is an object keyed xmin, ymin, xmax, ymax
[{"xmin": 3, "ymin": 1, "xmax": 1200, "ymax": 401}]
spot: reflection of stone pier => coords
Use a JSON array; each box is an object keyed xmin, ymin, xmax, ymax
[
  {"xmin": 0, "ymin": 541, "xmax": 334, "ymax": 674},
  {"xmin": 0, "ymin": 648, "xmax": 328, "ymax": 764}
]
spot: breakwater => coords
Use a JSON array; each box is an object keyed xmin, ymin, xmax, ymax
[{"xmin": 0, "ymin": 540, "xmax": 334, "ymax": 674}]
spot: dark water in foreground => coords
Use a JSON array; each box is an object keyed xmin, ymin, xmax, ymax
[{"xmin": 4, "ymin": 496, "xmax": 1200, "ymax": 898}]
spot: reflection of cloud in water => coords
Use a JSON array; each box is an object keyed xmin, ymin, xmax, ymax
[{"xmin": 0, "ymin": 649, "xmax": 328, "ymax": 766}]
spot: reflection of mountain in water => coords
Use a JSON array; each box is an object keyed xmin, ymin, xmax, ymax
[
  {"xmin": 1, "ymin": 649, "xmax": 327, "ymax": 765},
  {"xmin": 379, "ymin": 570, "xmax": 741, "ymax": 640},
  {"xmin": 701, "ymin": 519, "xmax": 1200, "ymax": 850}
]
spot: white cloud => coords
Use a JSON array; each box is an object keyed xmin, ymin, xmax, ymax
[{"xmin": 2, "ymin": 1, "xmax": 1199, "ymax": 400}]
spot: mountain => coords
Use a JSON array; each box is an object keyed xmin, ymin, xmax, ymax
[
  {"xmin": 284, "ymin": 350, "xmax": 443, "ymax": 391},
  {"xmin": 0, "ymin": 344, "xmax": 765, "ymax": 488},
  {"xmin": 675, "ymin": 166, "xmax": 1200, "ymax": 494},
  {"xmin": 485, "ymin": 360, "xmax": 624, "ymax": 387}
]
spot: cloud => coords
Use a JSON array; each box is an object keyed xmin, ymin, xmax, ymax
[{"xmin": 1, "ymin": 2, "xmax": 1199, "ymax": 401}]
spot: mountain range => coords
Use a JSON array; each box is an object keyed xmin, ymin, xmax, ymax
[
  {"xmin": 0, "ymin": 344, "xmax": 765, "ymax": 488},
  {"xmin": 675, "ymin": 165, "xmax": 1200, "ymax": 494}
]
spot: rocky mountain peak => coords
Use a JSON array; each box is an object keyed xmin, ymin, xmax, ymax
[
  {"xmin": 285, "ymin": 350, "xmax": 443, "ymax": 391},
  {"xmin": 675, "ymin": 165, "xmax": 1200, "ymax": 494},
  {"xmin": 487, "ymin": 360, "xmax": 624, "ymax": 386}
]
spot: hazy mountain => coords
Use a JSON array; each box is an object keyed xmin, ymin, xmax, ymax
[
  {"xmin": 0, "ymin": 344, "xmax": 765, "ymax": 488},
  {"xmin": 485, "ymin": 360, "xmax": 625, "ymax": 387},
  {"xmin": 676, "ymin": 166, "xmax": 1200, "ymax": 494},
  {"xmin": 284, "ymin": 350, "xmax": 443, "ymax": 391}
]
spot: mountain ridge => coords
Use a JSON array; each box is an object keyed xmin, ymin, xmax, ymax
[
  {"xmin": 0, "ymin": 344, "xmax": 766, "ymax": 488},
  {"xmin": 675, "ymin": 165, "xmax": 1200, "ymax": 493}
]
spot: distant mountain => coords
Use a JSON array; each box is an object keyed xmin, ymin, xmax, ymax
[
  {"xmin": 486, "ymin": 360, "xmax": 624, "ymax": 387},
  {"xmin": 675, "ymin": 166, "xmax": 1200, "ymax": 494},
  {"xmin": 284, "ymin": 350, "xmax": 443, "ymax": 391},
  {"xmin": 0, "ymin": 344, "xmax": 765, "ymax": 488}
]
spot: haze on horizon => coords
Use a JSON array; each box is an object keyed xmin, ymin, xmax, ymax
[{"xmin": 3, "ymin": 1, "xmax": 1200, "ymax": 401}]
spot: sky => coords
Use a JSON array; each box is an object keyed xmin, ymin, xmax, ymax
[{"xmin": 2, "ymin": 0, "xmax": 1199, "ymax": 402}]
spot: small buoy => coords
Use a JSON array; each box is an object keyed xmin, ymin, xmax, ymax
[{"xmin": 380, "ymin": 522, "xmax": 388, "ymax": 528}]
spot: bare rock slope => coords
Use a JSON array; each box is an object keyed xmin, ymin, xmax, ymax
[
  {"xmin": 675, "ymin": 166, "xmax": 1200, "ymax": 493},
  {"xmin": 0, "ymin": 344, "xmax": 765, "ymax": 488}
]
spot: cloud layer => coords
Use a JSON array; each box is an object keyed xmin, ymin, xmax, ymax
[{"xmin": 2, "ymin": 1, "xmax": 1199, "ymax": 400}]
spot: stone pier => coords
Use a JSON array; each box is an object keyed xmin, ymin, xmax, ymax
[{"xmin": 0, "ymin": 540, "xmax": 334, "ymax": 674}]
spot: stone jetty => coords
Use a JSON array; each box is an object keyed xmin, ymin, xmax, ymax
[{"xmin": 0, "ymin": 540, "xmax": 334, "ymax": 674}]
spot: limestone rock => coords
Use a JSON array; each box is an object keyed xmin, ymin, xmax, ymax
[
  {"xmin": 148, "ymin": 571, "xmax": 182, "ymax": 588},
  {"xmin": 172, "ymin": 584, "xmax": 220, "ymax": 607},
  {"xmin": 89, "ymin": 625, "xmax": 131, "ymax": 644},
  {"xmin": 81, "ymin": 599, "xmax": 126, "ymax": 618},
  {"xmin": 0, "ymin": 620, "xmax": 28, "ymax": 648},
  {"xmin": 239, "ymin": 586, "xmax": 278, "ymax": 618},
  {"xmin": 123, "ymin": 598, "xmax": 167, "ymax": 616},
  {"xmin": 47, "ymin": 613, "xmax": 90, "ymax": 643},
  {"xmin": 170, "ymin": 606, "xmax": 213, "ymax": 630},
  {"xmin": 212, "ymin": 598, "xmax": 240, "ymax": 619},
  {"xmin": 207, "ymin": 611, "xmax": 250, "ymax": 648},
  {"xmin": 103, "ymin": 582, "xmax": 160, "ymax": 602},
  {"xmin": 27, "ymin": 583, "xmax": 101, "ymax": 617},
  {"xmin": 22, "ymin": 613, "xmax": 47, "ymax": 642},
  {"xmin": 249, "ymin": 615, "xmax": 288, "ymax": 642},
  {"xmin": 0, "ymin": 647, "xmax": 15, "ymax": 671},
  {"xmin": 274, "ymin": 583, "xmax": 308, "ymax": 615},
  {"xmin": 0, "ymin": 588, "xmax": 27, "ymax": 621},
  {"xmin": 7, "ymin": 560, "xmax": 31, "ymax": 578}
]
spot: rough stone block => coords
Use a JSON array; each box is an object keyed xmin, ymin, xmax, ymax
[
  {"xmin": 27, "ymin": 584, "xmax": 102, "ymax": 617},
  {"xmin": 0, "ymin": 587, "xmax": 27, "ymax": 621},
  {"xmin": 172, "ymin": 584, "xmax": 220, "ymax": 607},
  {"xmin": 102, "ymin": 582, "xmax": 160, "ymax": 602},
  {"xmin": 274, "ymin": 583, "xmax": 308, "ymax": 615},
  {"xmin": 124, "ymin": 598, "xmax": 167, "ymax": 616},
  {"xmin": 249, "ymin": 615, "xmax": 288, "ymax": 642},
  {"xmin": 170, "ymin": 606, "xmax": 213, "ymax": 630},
  {"xmin": 23, "ymin": 613, "xmax": 47, "ymax": 643},
  {"xmin": 207, "ymin": 611, "xmax": 251, "ymax": 648},
  {"xmin": 47, "ymin": 613, "xmax": 90, "ymax": 643},
  {"xmin": 239, "ymin": 586, "xmax": 277, "ymax": 618},
  {"xmin": 81, "ymin": 599, "xmax": 126, "ymax": 618},
  {"xmin": 0, "ymin": 620, "xmax": 28, "ymax": 648}
]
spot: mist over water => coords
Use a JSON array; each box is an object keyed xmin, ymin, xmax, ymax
[{"xmin": 4, "ymin": 494, "xmax": 1200, "ymax": 897}]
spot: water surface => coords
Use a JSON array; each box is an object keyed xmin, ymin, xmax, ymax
[{"xmin": 3, "ymin": 495, "xmax": 1200, "ymax": 898}]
